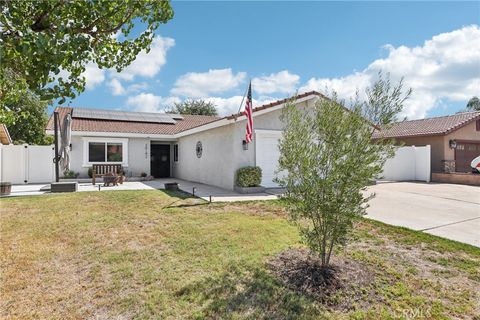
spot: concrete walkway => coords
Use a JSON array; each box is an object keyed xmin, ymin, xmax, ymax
[
  {"xmin": 2, "ymin": 178, "xmax": 281, "ymax": 202},
  {"xmin": 366, "ymin": 182, "xmax": 480, "ymax": 247}
]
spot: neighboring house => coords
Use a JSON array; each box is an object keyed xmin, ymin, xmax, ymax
[
  {"xmin": 373, "ymin": 112, "xmax": 480, "ymax": 173},
  {"xmin": 0, "ymin": 124, "xmax": 12, "ymax": 145},
  {"xmin": 46, "ymin": 91, "xmax": 321, "ymax": 190}
]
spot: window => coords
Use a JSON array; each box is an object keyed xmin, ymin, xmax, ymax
[
  {"xmin": 476, "ymin": 119, "xmax": 480, "ymax": 131},
  {"xmin": 84, "ymin": 138, "xmax": 128, "ymax": 165},
  {"xmin": 89, "ymin": 142, "xmax": 105, "ymax": 162},
  {"xmin": 107, "ymin": 143, "xmax": 123, "ymax": 161},
  {"xmin": 173, "ymin": 144, "xmax": 179, "ymax": 162}
]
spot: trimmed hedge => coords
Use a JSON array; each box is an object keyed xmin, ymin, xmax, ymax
[{"xmin": 236, "ymin": 166, "xmax": 262, "ymax": 187}]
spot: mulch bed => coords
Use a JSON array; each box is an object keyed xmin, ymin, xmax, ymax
[{"xmin": 267, "ymin": 248, "xmax": 380, "ymax": 311}]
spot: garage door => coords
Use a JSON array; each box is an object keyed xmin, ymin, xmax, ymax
[
  {"xmin": 255, "ymin": 130, "xmax": 284, "ymax": 188},
  {"xmin": 455, "ymin": 142, "xmax": 480, "ymax": 172}
]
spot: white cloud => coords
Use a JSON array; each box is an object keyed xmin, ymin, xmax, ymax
[
  {"xmin": 205, "ymin": 95, "xmax": 277, "ymax": 116},
  {"xmin": 126, "ymin": 93, "xmax": 180, "ymax": 113},
  {"xmin": 108, "ymin": 79, "xmax": 149, "ymax": 96},
  {"xmin": 83, "ymin": 63, "xmax": 106, "ymax": 89},
  {"xmin": 171, "ymin": 68, "xmax": 246, "ymax": 98},
  {"xmin": 113, "ymin": 36, "xmax": 175, "ymax": 81},
  {"xmin": 107, "ymin": 78, "xmax": 125, "ymax": 96},
  {"xmin": 252, "ymin": 70, "xmax": 300, "ymax": 94},
  {"xmin": 299, "ymin": 25, "xmax": 480, "ymax": 119}
]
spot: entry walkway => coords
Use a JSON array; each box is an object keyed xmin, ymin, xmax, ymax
[{"xmin": 3, "ymin": 178, "xmax": 281, "ymax": 202}]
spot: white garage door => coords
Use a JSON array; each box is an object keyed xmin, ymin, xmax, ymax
[{"xmin": 255, "ymin": 130, "xmax": 284, "ymax": 188}]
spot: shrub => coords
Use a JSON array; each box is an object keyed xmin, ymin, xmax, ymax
[
  {"xmin": 236, "ymin": 166, "xmax": 262, "ymax": 187},
  {"xmin": 63, "ymin": 170, "xmax": 79, "ymax": 179},
  {"xmin": 141, "ymin": 172, "xmax": 147, "ymax": 177},
  {"xmin": 87, "ymin": 167, "xmax": 93, "ymax": 178}
]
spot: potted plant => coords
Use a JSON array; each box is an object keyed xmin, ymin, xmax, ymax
[{"xmin": 234, "ymin": 166, "xmax": 265, "ymax": 194}]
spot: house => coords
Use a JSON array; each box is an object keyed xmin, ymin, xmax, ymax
[
  {"xmin": 46, "ymin": 92, "xmax": 322, "ymax": 190},
  {"xmin": 0, "ymin": 124, "xmax": 12, "ymax": 145},
  {"xmin": 373, "ymin": 112, "xmax": 480, "ymax": 173}
]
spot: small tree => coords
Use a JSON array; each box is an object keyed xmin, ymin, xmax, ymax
[
  {"xmin": 276, "ymin": 78, "xmax": 410, "ymax": 268},
  {"xmin": 169, "ymin": 99, "xmax": 218, "ymax": 116},
  {"xmin": 466, "ymin": 96, "xmax": 480, "ymax": 111}
]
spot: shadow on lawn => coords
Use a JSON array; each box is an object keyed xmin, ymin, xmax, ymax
[
  {"xmin": 161, "ymin": 189, "xmax": 209, "ymax": 209},
  {"xmin": 176, "ymin": 264, "xmax": 324, "ymax": 320}
]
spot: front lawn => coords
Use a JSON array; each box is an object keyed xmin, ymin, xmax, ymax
[{"xmin": 1, "ymin": 190, "xmax": 479, "ymax": 319}]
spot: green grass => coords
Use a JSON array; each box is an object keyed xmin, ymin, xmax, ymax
[{"xmin": 1, "ymin": 190, "xmax": 479, "ymax": 319}]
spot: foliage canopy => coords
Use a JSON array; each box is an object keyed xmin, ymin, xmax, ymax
[
  {"xmin": 466, "ymin": 96, "xmax": 480, "ymax": 111},
  {"xmin": 169, "ymin": 99, "xmax": 218, "ymax": 116},
  {"xmin": 276, "ymin": 76, "xmax": 410, "ymax": 267},
  {"xmin": 0, "ymin": 0, "xmax": 174, "ymax": 106}
]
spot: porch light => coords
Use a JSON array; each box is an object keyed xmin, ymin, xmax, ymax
[
  {"xmin": 242, "ymin": 140, "xmax": 248, "ymax": 150},
  {"xmin": 69, "ymin": 143, "xmax": 72, "ymax": 151},
  {"xmin": 449, "ymin": 139, "xmax": 457, "ymax": 149}
]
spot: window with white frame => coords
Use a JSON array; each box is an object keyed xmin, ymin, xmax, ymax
[{"xmin": 83, "ymin": 138, "xmax": 128, "ymax": 166}]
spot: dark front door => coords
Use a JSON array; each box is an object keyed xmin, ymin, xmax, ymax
[
  {"xmin": 455, "ymin": 142, "xmax": 480, "ymax": 172},
  {"xmin": 151, "ymin": 144, "xmax": 170, "ymax": 178}
]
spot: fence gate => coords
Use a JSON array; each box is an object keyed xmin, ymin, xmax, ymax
[
  {"xmin": 380, "ymin": 145, "xmax": 431, "ymax": 182},
  {"xmin": 0, "ymin": 144, "xmax": 55, "ymax": 184}
]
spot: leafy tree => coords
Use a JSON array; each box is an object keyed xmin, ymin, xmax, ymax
[
  {"xmin": 2, "ymin": 91, "xmax": 53, "ymax": 145},
  {"xmin": 276, "ymin": 78, "xmax": 410, "ymax": 268},
  {"xmin": 169, "ymin": 100, "xmax": 218, "ymax": 116},
  {"xmin": 0, "ymin": 0, "xmax": 174, "ymax": 106},
  {"xmin": 466, "ymin": 96, "xmax": 480, "ymax": 111}
]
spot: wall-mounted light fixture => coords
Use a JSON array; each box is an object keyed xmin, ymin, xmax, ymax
[
  {"xmin": 69, "ymin": 143, "xmax": 72, "ymax": 151},
  {"xmin": 449, "ymin": 139, "xmax": 457, "ymax": 149},
  {"xmin": 242, "ymin": 140, "xmax": 248, "ymax": 150}
]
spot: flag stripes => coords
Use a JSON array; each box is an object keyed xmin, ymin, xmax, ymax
[{"xmin": 244, "ymin": 82, "xmax": 253, "ymax": 143}]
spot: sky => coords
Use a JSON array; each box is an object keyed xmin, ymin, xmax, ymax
[{"xmin": 62, "ymin": 1, "xmax": 480, "ymax": 119}]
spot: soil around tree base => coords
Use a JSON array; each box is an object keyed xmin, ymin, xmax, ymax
[{"xmin": 267, "ymin": 248, "xmax": 380, "ymax": 311}]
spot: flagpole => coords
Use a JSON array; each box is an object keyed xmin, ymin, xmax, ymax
[{"xmin": 236, "ymin": 80, "xmax": 251, "ymax": 116}]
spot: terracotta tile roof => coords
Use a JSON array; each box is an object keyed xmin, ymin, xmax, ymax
[
  {"xmin": 46, "ymin": 107, "xmax": 220, "ymax": 135},
  {"xmin": 373, "ymin": 111, "xmax": 480, "ymax": 139}
]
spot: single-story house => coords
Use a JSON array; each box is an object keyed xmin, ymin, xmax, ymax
[
  {"xmin": 46, "ymin": 91, "xmax": 322, "ymax": 190},
  {"xmin": 373, "ymin": 112, "xmax": 480, "ymax": 173},
  {"xmin": 0, "ymin": 124, "xmax": 12, "ymax": 145}
]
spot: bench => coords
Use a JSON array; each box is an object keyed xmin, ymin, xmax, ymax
[{"xmin": 92, "ymin": 164, "xmax": 122, "ymax": 185}]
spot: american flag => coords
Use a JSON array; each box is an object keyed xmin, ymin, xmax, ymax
[{"xmin": 244, "ymin": 83, "xmax": 253, "ymax": 143}]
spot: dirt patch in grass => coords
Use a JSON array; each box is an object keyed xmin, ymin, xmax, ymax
[{"xmin": 267, "ymin": 248, "xmax": 380, "ymax": 311}]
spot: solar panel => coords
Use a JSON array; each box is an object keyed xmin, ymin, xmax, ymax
[{"xmin": 72, "ymin": 108, "xmax": 178, "ymax": 124}]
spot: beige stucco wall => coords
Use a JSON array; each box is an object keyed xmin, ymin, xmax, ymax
[
  {"xmin": 395, "ymin": 120, "xmax": 480, "ymax": 172},
  {"xmin": 173, "ymin": 99, "xmax": 313, "ymax": 190},
  {"xmin": 173, "ymin": 124, "xmax": 235, "ymax": 190}
]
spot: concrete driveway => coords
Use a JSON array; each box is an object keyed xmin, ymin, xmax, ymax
[{"xmin": 366, "ymin": 182, "xmax": 480, "ymax": 247}]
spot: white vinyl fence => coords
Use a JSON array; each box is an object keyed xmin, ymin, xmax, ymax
[
  {"xmin": 0, "ymin": 144, "xmax": 55, "ymax": 184},
  {"xmin": 380, "ymin": 145, "xmax": 431, "ymax": 182}
]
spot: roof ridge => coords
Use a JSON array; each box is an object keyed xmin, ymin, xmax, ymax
[{"xmin": 392, "ymin": 111, "xmax": 480, "ymax": 124}]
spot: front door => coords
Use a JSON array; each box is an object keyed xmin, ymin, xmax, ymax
[{"xmin": 151, "ymin": 144, "xmax": 170, "ymax": 178}]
